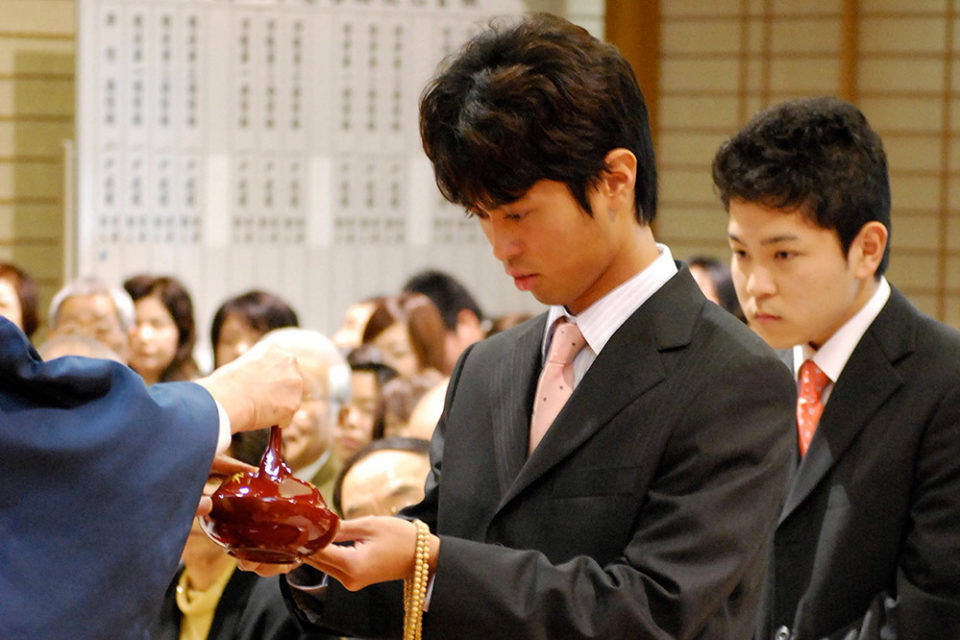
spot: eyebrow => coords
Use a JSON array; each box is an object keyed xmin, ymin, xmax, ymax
[
  {"xmin": 728, "ymin": 232, "xmax": 800, "ymax": 245},
  {"xmin": 389, "ymin": 484, "xmax": 419, "ymax": 497}
]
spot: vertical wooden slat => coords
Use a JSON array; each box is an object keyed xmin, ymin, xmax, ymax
[
  {"xmin": 937, "ymin": 0, "xmax": 953, "ymax": 319},
  {"xmin": 761, "ymin": 0, "xmax": 772, "ymax": 108},
  {"xmin": 738, "ymin": 0, "xmax": 750, "ymax": 124},
  {"xmin": 605, "ymin": 0, "xmax": 660, "ymax": 149},
  {"xmin": 839, "ymin": 0, "xmax": 859, "ymax": 102}
]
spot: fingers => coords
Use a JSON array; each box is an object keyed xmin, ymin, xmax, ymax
[
  {"xmin": 209, "ymin": 453, "xmax": 255, "ymax": 477},
  {"xmin": 235, "ymin": 557, "xmax": 303, "ymax": 576},
  {"xmin": 195, "ymin": 495, "xmax": 212, "ymax": 517},
  {"xmin": 196, "ymin": 343, "xmax": 304, "ymax": 434}
]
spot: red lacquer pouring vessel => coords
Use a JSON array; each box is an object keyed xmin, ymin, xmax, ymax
[{"xmin": 200, "ymin": 425, "xmax": 339, "ymax": 563}]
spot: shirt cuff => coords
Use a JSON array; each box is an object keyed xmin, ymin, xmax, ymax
[
  {"xmin": 287, "ymin": 568, "xmax": 329, "ymax": 594},
  {"xmin": 424, "ymin": 574, "xmax": 434, "ymax": 611},
  {"xmin": 214, "ymin": 400, "xmax": 232, "ymax": 454}
]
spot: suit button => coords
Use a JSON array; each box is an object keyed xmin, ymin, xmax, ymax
[{"xmin": 773, "ymin": 626, "xmax": 791, "ymax": 640}]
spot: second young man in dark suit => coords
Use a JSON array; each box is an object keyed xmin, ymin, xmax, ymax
[
  {"xmin": 267, "ymin": 14, "xmax": 796, "ymax": 639},
  {"xmin": 714, "ymin": 96, "xmax": 960, "ymax": 640}
]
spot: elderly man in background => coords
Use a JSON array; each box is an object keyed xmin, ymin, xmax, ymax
[{"xmin": 46, "ymin": 275, "xmax": 135, "ymax": 363}]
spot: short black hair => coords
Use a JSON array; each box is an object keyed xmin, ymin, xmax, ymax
[
  {"xmin": 420, "ymin": 12, "xmax": 657, "ymax": 224},
  {"xmin": 402, "ymin": 269, "xmax": 483, "ymax": 330},
  {"xmin": 712, "ymin": 96, "xmax": 891, "ymax": 276}
]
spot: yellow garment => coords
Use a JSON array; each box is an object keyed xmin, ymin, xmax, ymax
[{"xmin": 174, "ymin": 559, "xmax": 237, "ymax": 640}]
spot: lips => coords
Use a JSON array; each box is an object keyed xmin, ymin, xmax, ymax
[{"xmin": 507, "ymin": 270, "xmax": 537, "ymax": 291}]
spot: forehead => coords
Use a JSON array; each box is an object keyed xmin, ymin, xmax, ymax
[
  {"xmin": 0, "ymin": 278, "xmax": 17, "ymax": 300},
  {"xmin": 373, "ymin": 322, "xmax": 409, "ymax": 345},
  {"xmin": 135, "ymin": 295, "xmax": 171, "ymax": 316},
  {"xmin": 346, "ymin": 450, "xmax": 428, "ymax": 487},
  {"xmin": 476, "ymin": 179, "xmax": 572, "ymax": 214},
  {"xmin": 219, "ymin": 314, "xmax": 261, "ymax": 340},
  {"xmin": 727, "ymin": 199, "xmax": 829, "ymax": 241},
  {"xmin": 60, "ymin": 293, "xmax": 116, "ymax": 318},
  {"xmin": 350, "ymin": 369, "xmax": 378, "ymax": 394}
]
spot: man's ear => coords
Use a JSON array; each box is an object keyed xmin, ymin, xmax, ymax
[
  {"xmin": 850, "ymin": 221, "xmax": 888, "ymax": 279},
  {"xmin": 600, "ymin": 148, "xmax": 637, "ymax": 211}
]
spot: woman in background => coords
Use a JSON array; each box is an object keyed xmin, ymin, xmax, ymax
[
  {"xmin": 209, "ymin": 290, "xmax": 299, "ymax": 369},
  {"xmin": 124, "ymin": 274, "xmax": 199, "ymax": 384},
  {"xmin": 0, "ymin": 261, "xmax": 39, "ymax": 339},
  {"xmin": 361, "ymin": 292, "xmax": 444, "ymax": 381}
]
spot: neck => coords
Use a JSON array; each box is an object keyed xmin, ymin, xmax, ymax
[
  {"xmin": 632, "ymin": 226, "xmax": 662, "ymax": 271},
  {"xmin": 184, "ymin": 548, "xmax": 234, "ymax": 591}
]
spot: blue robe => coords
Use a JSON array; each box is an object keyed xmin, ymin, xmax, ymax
[{"xmin": 0, "ymin": 316, "xmax": 219, "ymax": 639}]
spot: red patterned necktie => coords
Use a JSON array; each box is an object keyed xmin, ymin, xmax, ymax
[
  {"xmin": 529, "ymin": 319, "xmax": 586, "ymax": 454},
  {"xmin": 797, "ymin": 359, "xmax": 830, "ymax": 456}
]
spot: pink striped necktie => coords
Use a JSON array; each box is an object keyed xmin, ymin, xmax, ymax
[
  {"xmin": 797, "ymin": 359, "xmax": 830, "ymax": 456},
  {"xmin": 529, "ymin": 319, "xmax": 587, "ymax": 454}
]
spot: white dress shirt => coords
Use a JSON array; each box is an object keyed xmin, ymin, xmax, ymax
[{"xmin": 543, "ymin": 243, "xmax": 679, "ymax": 388}]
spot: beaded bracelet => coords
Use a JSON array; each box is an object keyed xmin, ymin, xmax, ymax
[{"xmin": 403, "ymin": 519, "xmax": 431, "ymax": 640}]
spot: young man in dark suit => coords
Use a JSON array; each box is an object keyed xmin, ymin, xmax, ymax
[
  {"xmin": 713, "ymin": 96, "xmax": 960, "ymax": 640},
  {"xmin": 269, "ymin": 14, "xmax": 796, "ymax": 639}
]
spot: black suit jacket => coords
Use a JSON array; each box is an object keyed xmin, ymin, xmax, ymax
[
  {"xmin": 758, "ymin": 287, "xmax": 960, "ymax": 640},
  {"xmin": 288, "ymin": 269, "xmax": 795, "ymax": 639}
]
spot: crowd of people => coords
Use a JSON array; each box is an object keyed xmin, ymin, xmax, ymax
[
  {"xmin": 0, "ymin": 259, "xmax": 540, "ymax": 638},
  {"xmin": 2, "ymin": 10, "xmax": 959, "ymax": 640}
]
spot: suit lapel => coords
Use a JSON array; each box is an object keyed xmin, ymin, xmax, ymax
[
  {"xmin": 779, "ymin": 289, "xmax": 912, "ymax": 525},
  {"xmin": 489, "ymin": 314, "xmax": 547, "ymax": 497},
  {"xmin": 496, "ymin": 270, "xmax": 701, "ymax": 510}
]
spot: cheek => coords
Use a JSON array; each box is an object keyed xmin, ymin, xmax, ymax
[{"xmin": 161, "ymin": 328, "xmax": 180, "ymax": 352}]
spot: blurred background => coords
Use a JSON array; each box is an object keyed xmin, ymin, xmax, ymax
[{"xmin": 2, "ymin": 0, "xmax": 957, "ymax": 360}]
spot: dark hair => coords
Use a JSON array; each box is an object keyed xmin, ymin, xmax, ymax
[
  {"xmin": 712, "ymin": 96, "xmax": 891, "ymax": 276},
  {"xmin": 347, "ymin": 343, "xmax": 399, "ymax": 389},
  {"xmin": 381, "ymin": 370, "xmax": 444, "ymax": 434},
  {"xmin": 332, "ymin": 436, "xmax": 430, "ymax": 515},
  {"xmin": 210, "ymin": 290, "xmax": 299, "ymax": 367},
  {"xmin": 229, "ymin": 428, "xmax": 269, "ymax": 467},
  {"xmin": 123, "ymin": 274, "xmax": 199, "ymax": 382},
  {"xmin": 402, "ymin": 269, "xmax": 483, "ymax": 330},
  {"xmin": 361, "ymin": 293, "xmax": 445, "ymax": 375},
  {"xmin": 0, "ymin": 262, "xmax": 38, "ymax": 337},
  {"xmin": 419, "ymin": 12, "xmax": 657, "ymax": 224},
  {"xmin": 687, "ymin": 256, "xmax": 744, "ymax": 322}
]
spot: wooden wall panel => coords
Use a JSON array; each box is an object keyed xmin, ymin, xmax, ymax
[
  {"xmin": 658, "ymin": 0, "xmax": 959, "ymax": 327},
  {"xmin": 0, "ymin": 0, "xmax": 75, "ymax": 334}
]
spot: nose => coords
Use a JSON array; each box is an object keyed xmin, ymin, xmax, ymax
[
  {"xmin": 482, "ymin": 217, "xmax": 522, "ymax": 262},
  {"xmin": 744, "ymin": 265, "xmax": 776, "ymax": 298}
]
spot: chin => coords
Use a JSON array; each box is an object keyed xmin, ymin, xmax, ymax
[{"xmin": 748, "ymin": 327, "xmax": 791, "ymax": 350}]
